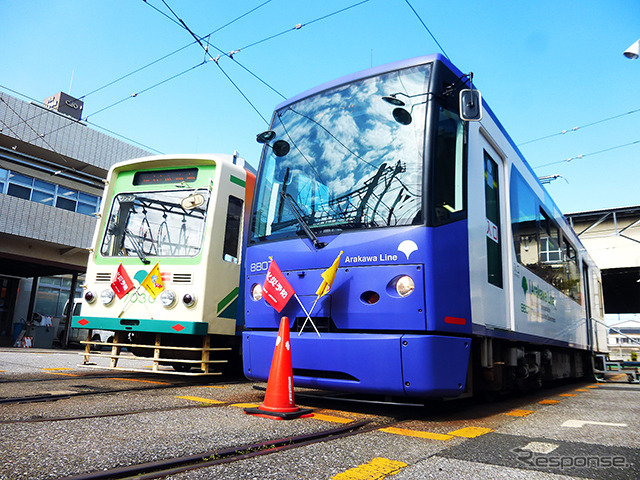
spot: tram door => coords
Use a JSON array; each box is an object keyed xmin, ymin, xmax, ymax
[
  {"xmin": 479, "ymin": 135, "xmax": 512, "ymax": 331},
  {"xmin": 582, "ymin": 261, "xmax": 594, "ymax": 351}
]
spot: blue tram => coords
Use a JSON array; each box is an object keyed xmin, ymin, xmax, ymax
[{"xmin": 242, "ymin": 54, "xmax": 608, "ymax": 398}]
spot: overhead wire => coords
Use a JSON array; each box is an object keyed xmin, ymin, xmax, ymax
[
  {"xmin": 519, "ymin": 107, "xmax": 640, "ymax": 146},
  {"xmin": 403, "ymin": 0, "xmax": 450, "ymax": 61},
  {"xmin": 533, "ymin": 139, "xmax": 640, "ymax": 169},
  {"xmin": 238, "ymin": 0, "xmax": 370, "ymax": 51},
  {"xmin": 85, "ymin": 60, "xmax": 207, "ymax": 121},
  {"xmin": 0, "ymin": 92, "xmax": 90, "ymax": 181},
  {"xmin": 0, "ymin": 85, "xmax": 163, "ymax": 154},
  {"xmin": 78, "ymin": 43, "xmax": 195, "ymax": 100},
  {"xmin": 0, "ymin": 2, "xmax": 278, "ymax": 154},
  {"xmin": 76, "ymin": 1, "xmax": 273, "ymax": 104},
  {"xmin": 5, "ymin": 1, "xmax": 374, "ymax": 153},
  {"xmin": 143, "ymin": 0, "xmax": 374, "ymax": 105},
  {"xmin": 155, "ymin": 0, "xmax": 271, "ymax": 124},
  {"xmin": 208, "ymin": 0, "xmax": 273, "ymax": 36}
]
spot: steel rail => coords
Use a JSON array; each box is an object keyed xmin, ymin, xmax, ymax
[
  {"xmin": 60, "ymin": 419, "xmax": 373, "ymax": 480},
  {"xmin": 0, "ymin": 381, "xmax": 197, "ymax": 406},
  {"xmin": 0, "ymin": 402, "xmax": 219, "ymax": 424}
]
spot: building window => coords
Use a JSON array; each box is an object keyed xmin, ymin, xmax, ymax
[
  {"xmin": 1, "ymin": 168, "xmax": 100, "ymax": 216},
  {"xmin": 7, "ymin": 172, "xmax": 31, "ymax": 199},
  {"xmin": 34, "ymin": 275, "xmax": 84, "ymax": 317},
  {"xmin": 56, "ymin": 186, "xmax": 77, "ymax": 212},
  {"xmin": 0, "ymin": 168, "xmax": 7, "ymax": 191},
  {"xmin": 32, "ymin": 179, "xmax": 56, "ymax": 206}
]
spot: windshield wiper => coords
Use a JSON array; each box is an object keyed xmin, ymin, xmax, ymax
[
  {"xmin": 124, "ymin": 228, "xmax": 151, "ymax": 264},
  {"xmin": 280, "ymin": 192, "xmax": 327, "ymax": 249}
]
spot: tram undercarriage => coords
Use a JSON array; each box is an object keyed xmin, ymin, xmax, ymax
[
  {"xmin": 471, "ymin": 337, "xmax": 591, "ymax": 398},
  {"xmin": 79, "ymin": 331, "xmax": 241, "ymax": 376}
]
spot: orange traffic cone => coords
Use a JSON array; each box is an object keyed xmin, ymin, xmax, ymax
[{"xmin": 245, "ymin": 316, "xmax": 313, "ymax": 420}]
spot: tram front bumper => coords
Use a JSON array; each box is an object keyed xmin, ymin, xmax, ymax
[
  {"xmin": 242, "ymin": 332, "xmax": 470, "ymax": 398},
  {"xmin": 72, "ymin": 316, "xmax": 209, "ymax": 335}
]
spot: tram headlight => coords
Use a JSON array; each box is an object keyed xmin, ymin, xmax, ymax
[
  {"xmin": 250, "ymin": 283, "xmax": 263, "ymax": 301},
  {"xmin": 395, "ymin": 275, "xmax": 415, "ymax": 297},
  {"xmin": 100, "ymin": 289, "xmax": 115, "ymax": 306},
  {"xmin": 159, "ymin": 290, "xmax": 177, "ymax": 308},
  {"xmin": 84, "ymin": 290, "xmax": 96, "ymax": 304},
  {"xmin": 182, "ymin": 293, "xmax": 197, "ymax": 308}
]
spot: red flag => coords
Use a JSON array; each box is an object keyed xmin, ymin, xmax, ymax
[
  {"xmin": 111, "ymin": 263, "xmax": 135, "ymax": 299},
  {"xmin": 263, "ymin": 259, "xmax": 295, "ymax": 313}
]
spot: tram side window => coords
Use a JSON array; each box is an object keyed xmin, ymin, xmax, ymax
[
  {"xmin": 484, "ymin": 151, "xmax": 503, "ymax": 288},
  {"xmin": 431, "ymin": 107, "xmax": 465, "ymax": 224},
  {"xmin": 563, "ymin": 239, "xmax": 581, "ymax": 302},
  {"xmin": 510, "ymin": 168, "xmax": 581, "ymax": 303},
  {"xmin": 223, "ymin": 196, "xmax": 243, "ymax": 263},
  {"xmin": 539, "ymin": 208, "xmax": 564, "ymax": 288},
  {"xmin": 510, "ymin": 169, "xmax": 539, "ymax": 269}
]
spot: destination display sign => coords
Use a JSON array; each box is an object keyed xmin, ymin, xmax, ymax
[{"xmin": 133, "ymin": 168, "xmax": 198, "ymax": 185}]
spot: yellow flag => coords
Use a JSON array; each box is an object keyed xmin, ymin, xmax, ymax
[
  {"xmin": 141, "ymin": 262, "xmax": 164, "ymax": 299},
  {"xmin": 315, "ymin": 251, "xmax": 343, "ymax": 297}
]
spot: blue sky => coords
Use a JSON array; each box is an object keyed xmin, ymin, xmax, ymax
[{"xmin": 2, "ymin": 0, "xmax": 639, "ymax": 214}]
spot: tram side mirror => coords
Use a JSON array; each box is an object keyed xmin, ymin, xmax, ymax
[
  {"xmin": 393, "ymin": 108, "xmax": 413, "ymax": 125},
  {"xmin": 181, "ymin": 193, "xmax": 205, "ymax": 210},
  {"xmin": 256, "ymin": 130, "xmax": 276, "ymax": 143},
  {"xmin": 459, "ymin": 89, "xmax": 483, "ymax": 121},
  {"xmin": 272, "ymin": 140, "xmax": 290, "ymax": 157}
]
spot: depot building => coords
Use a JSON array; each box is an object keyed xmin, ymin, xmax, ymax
[{"xmin": 0, "ymin": 90, "xmax": 150, "ymax": 347}]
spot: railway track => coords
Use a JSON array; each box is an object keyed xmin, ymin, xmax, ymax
[
  {"xmin": 60, "ymin": 418, "xmax": 380, "ymax": 480},
  {"xmin": 0, "ymin": 381, "xmax": 201, "ymax": 406},
  {"xmin": 0, "ymin": 402, "xmax": 219, "ymax": 424}
]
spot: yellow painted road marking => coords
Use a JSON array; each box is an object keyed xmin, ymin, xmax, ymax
[
  {"xmin": 504, "ymin": 409, "xmax": 534, "ymax": 417},
  {"xmin": 380, "ymin": 426, "xmax": 452, "ymax": 441},
  {"xmin": 203, "ymin": 385, "xmax": 227, "ymax": 389},
  {"xmin": 331, "ymin": 457, "xmax": 408, "ymax": 480},
  {"xmin": 106, "ymin": 377, "xmax": 170, "ymax": 385},
  {"xmin": 448, "ymin": 426, "xmax": 493, "ymax": 438},
  {"xmin": 312, "ymin": 413, "xmax": 353, "ymax": 424},
  {"xmin": 559, "ymin": 393, "xmax": 577, "ymax": 397},
  {"xmin": 586, "ymin": 385, "xmax": 599, "ymax": 388},
  {"xmin": 230, "ymin": 402, "xmax": 260, "ymax": 408},
  {"xmin": 538, "ymin": 399, "xmax": 561, "ymax": 405},
  {"xmin": 175, "ymin": 395, "xmax": 224, "ymax": 405},
  {"xmin": 575, "ymin": 389, "xmax": 589, "ymax": 392},
  {"xmin": 44, "ymin": 372, "xmax": 81, "ymax": 377}
]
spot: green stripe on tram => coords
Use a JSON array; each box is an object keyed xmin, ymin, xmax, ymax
[
  {"xmin": 230, "ymin": 175, "xmax": 246, "ymax": 188},
  {"xmin": 217, "ymin": 287, "xmax": 239, "ymax": 315}
]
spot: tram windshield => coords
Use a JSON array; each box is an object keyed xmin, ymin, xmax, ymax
[
  {"xmin": 100, "ymin": 189, "xmax": 210, "ymax": 260},
  {"xmin": 251, "ymin": 63, "xmax": 430, "ymax": 242}
]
